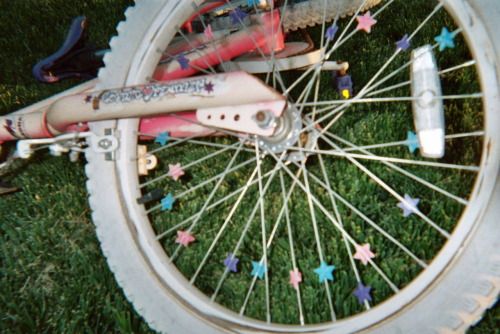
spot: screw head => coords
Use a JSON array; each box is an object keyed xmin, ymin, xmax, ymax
[{"xmin": 98, "ymin": 139, "xmax": 112, "ymax": 149}]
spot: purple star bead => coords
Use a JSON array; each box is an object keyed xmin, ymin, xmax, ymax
[
  {"xmin": 224, "ymin": 253, "xmax": 239, "ymax": 273},
  {"xmin": 353, "ymin": 283, "xmax": 372, "ymax": 304}
]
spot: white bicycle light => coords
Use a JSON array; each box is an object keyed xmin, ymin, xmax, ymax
[{"xmin": 411, "ymin": 45, "xmax": 445, "ymax": 158}]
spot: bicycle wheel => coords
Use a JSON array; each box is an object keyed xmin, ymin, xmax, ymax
[{"xmin": 86, "ymin": 0, "xmax": 500, "ymax": 333}]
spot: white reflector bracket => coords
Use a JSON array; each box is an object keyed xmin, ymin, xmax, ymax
[{"xmin": 411, "ymin": 45, "xmax": 445, "ymax": 158}]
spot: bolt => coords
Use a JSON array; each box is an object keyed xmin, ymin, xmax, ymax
[
  {"xmin": 98, "ymin": 138, "xmax": 112, "ymax": 149},
  {"xmin": 254, "ymin": 110, "xmax": 276, "ymax": 129}
]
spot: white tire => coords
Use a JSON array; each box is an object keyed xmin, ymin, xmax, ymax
[{"xmin": 86, "ymin": 1, "xmax": 500, "ymax": 333}]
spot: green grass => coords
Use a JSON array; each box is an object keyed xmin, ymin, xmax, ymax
[{"xmin": 0, "ymin": 0, "xmax": 498, "ymax": 333}]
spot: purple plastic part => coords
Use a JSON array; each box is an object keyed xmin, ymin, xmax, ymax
[
  {"xmin": 32, "ymin": 16, "xmax": 102, "ymax": 83},
  {"xmin": 332, "ymin": 72, "xmax": 353, "ymax": 97}
]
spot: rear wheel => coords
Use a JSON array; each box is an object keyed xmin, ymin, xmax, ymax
[{"xmin": 86, "ymin": 1, "xmax": 500, "ymax": 333}]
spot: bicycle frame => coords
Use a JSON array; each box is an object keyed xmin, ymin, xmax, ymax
[{"xmin": 0, "ymin": 10, "xmax": 284, "ymax": 143}]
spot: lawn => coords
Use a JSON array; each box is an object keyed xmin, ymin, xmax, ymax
[{"xmin": 0, "ymin": 0, "xmax": 498, "ymax": 333}]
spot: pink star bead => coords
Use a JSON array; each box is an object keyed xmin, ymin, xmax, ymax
[
  {"xmin": 356, "ymin": 12, "xmax": 377, "ymax": 33},
  {"xmin": 289, "ymin": 269, "xmax": 302, "ymax": 290},
  {"xmin": 175, "ymin": 230, "xmax": 195, "ymax": 246},
  {"xmin": 354, "ymin": 243, "xmax": 376, "ymax": 265},
  {"xmin": 168, "ymin": 163, "xmax": 185, "ymax": 181},
  {"xmin": 204, "ymin": 24, "xmax": 214, "ymax": 40}
]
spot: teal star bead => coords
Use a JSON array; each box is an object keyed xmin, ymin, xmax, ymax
[
  {"xmin": 161, "ymin": 193, "xmax": 175, "ymax": 211},
  {"xmin": 314, "ymin": 261, "xmax": 336, "ymax": 283},
  {"xmin": 251, "ymin": 261, "xmax": 267, "ymax": 279},
  {"xmin": 406, "ymin": 131, "xmax": 420, "ymax": 154},
  {"xmin": 155, "ymin": 132, "xmax": 170, "ymax": 146},
  {"xmin": 435, "ymin": 27, "xmax": 456, "ymax": 51}
]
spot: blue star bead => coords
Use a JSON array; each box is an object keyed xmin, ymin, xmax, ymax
[
  {"xmin": 177, "ymin": 53, "xmax": 190, "ymax": 70},
  {"xmin": 251, "ymin": 261, "xmax": 267, "ymax": 279},
  {"xmin": 247, "ymin": 0, "xmax": 259, "ymax": 6},
  {"xmin": 434, "ymin": 27, "xmax": 456, "ymax": 52},
  {"xmin": 353, "ymin": 283, "xmax": 372, "ymax": 304},
  {"xmin": 314, "ymin": 261, "xmax": 336, "ymax": 283},
  {"xmin": 230, "ymin": 8, "xmax": 248, "ymax": 25},
  {"xmin": 155, "ymin": 132, "xmax": 170, "ymax": 146},
  {"xmin": 406, "ymin": 131, "xmax": 420, "ymax": 154},
  {"xmin": 396, "ymin": 34, "xmax": 411, "ymax": 51},
  {"xmin": 161, "ymin": 193, "xmax": 175, "ymax": 211},
  {"xmin": 326, "ymin": 24, "xmax": 339, "ymax": 41},
  {"xmin": 224, "ymin": 253, "xmax": 239, "ymax": 273}
]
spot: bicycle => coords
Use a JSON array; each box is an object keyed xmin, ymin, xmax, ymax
[{"xmin": 1, "ymin": 0, "xmax": 499, "ymax": 333}]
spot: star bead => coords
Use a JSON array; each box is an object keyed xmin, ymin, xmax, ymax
[
  {"xmin": 175, "ymin": 230, "xmax": 195, "ymax": 246},
  {"xmin": 230, "ymin": 8, "xmax": 248, "ymax": 25},
  {"xmin": 168, "ymin": 163, "xmax": 185, "ymax": 181},
  {"xmin": 204, "ymin": 24, "xmax": 214, "ymax": 40},
  {"xmin": 251, "ymin": 261, "xmax": 267, "ymax": 279},
  {"xmin": 224, "ymin": 253, "xmax": 239, "ymax": 273},
  {"xmin": 314, "ymin": 261, "xmax": 335, "ymax": 283},
  {"xmin": 406, "ymin": 131, "xmax": 420, "ymax": 153},
  {"xmin": 354, "ymin": 243, "xmax": 376, "ymax": 265},
  {"xmin": 397, "ymin": 194, "xmax": 420, "ymax": 217},
  {"xmin": 204, "ymin": 81, "xmax": 214, "ymax": 93},
  {"xmin": 177, "ymin": 53, "xmax": 190, "ymax": 70},
  {"xmin": 435, "ymin": 27, "xmax": 456, "ymax": 51},
  {"xmin": 84, "ymin": 95, "xmax": 92, "ymax": 103},
  {"xmin": 155, "ymin": 132, "xmax": 170, "ymax": 146},
  {"xmin": 326, "ymin": 24, "xmax": 339, "ymax": 41},
  {"xmin": 353, "ymin": 283, "xmax": 372, "ymax": 304},
  {"xmin": 289, "ymin": 268, "xmax": 302, "ymax": 290},
  {"xmin": 396, "ymin": 34, "xmax": 411, "ymax": 51},
  {"xmin": 161, "ymin": 193, "xmax": 175, "ymax": 211},
  {"xmin": 356, "ymin": 12, "xmax": 377, "ymax": 33}
]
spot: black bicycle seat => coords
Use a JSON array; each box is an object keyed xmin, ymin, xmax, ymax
[{"xmin": 32, "ymin": 16, "xmax": 104, "ymax": 83}]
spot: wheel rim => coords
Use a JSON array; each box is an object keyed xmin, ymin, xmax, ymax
[{"xmin": 104, "ymin": 0, "xmax": 499, "ymax": 332}]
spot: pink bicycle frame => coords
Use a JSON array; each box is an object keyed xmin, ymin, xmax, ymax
[{"xmin": 0, "ymin": 9, "xmax": 285, "ymax": 143}]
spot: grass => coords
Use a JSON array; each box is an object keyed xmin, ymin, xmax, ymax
[{"xmin": 0, "ymin": 0, "xmax": 498, "ymax": 332}]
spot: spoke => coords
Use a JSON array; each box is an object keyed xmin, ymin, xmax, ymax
[
  {"xmin": 317, "ymin": 154, "xmax": 371, "ymax": 310},
  {"xmin": 300, "ymin": 160, "xmax": 428, "ymax": 268},
  {"xmin": 189, "ymin": 159, "xmax": 260, "ymax": 284},
  {"xmin": 145, "ymin": 157, "xmax": 257, "ymax": 214},
  {"xmin": 297, "ymin": 93, "xmax": 483, "ymax": 107},
  {"xmin": 137, "ymin": 132, "xmax": 253, "ymax": 155},
  {"xmin": 155, "ymin": 166, "xmax": 278, "ymax": 240},
  {"xmin": 169, "ymin": 142, "xmax": 245, "ymax": 262},
  {"xmin": 240, "ymin": 167, "xmax": 304, "ymax": 318},
  {"xmin": 174, "ymin": 158, "xmax": 256, "ymax": 200},
  {"xmin": 357, "ymin": 3, "xmax": 443, "ymax": 97},
  {"xmin": 254, "ymin": 141, "xmax": 271, "ymax": 323},
  {"xmin": 365, "ymin": 60, "xmax": 477, "ymax": 98},
  {"xmin": 284, "ymin": 0, "xmax": 368, "ymax": 96},
  {"xmin": 266, "ymin": 150, "xmax": 400, "ymax": 293},
  {"xmin": 211, "ymin": 155, "xmax": 285, "ymax": 301},
  {"xmin": 324, "ymin": 131, "xmax": 482, "ymax": 205},
  {"xmin": 317, "ymin": 134, "xmax": 452, "ymax": 238},
  {"xmin": 279, "ymin": 171, "xmax": 305, "ymax": 325},
  {"xmin": 221, "ymin": 1, "xmax": 288, "ymax": 93},
  {"xmin": 335, "ymin": 131, "xmax": 484, "ymax": 153},
  {"xmin": 299, "ymin": 155, "xmax": 336, "ymax": 321},
  {"xmin": 136, "ymin": 133, "xmax": 206, "ymax": 157},
  {"xmin": 140, "ymin": 142, "xmax": 240, "ymax": 188},
  {"xmin": 194, "ymin": 6, "xmax": 228, "ymax": 74},
  {"xmin": 440, "ymin": 59, "xmax": 476, "ymax": 75},
  {"xmin": 361, "ymin": 37, "xmax": 456, "ymax": 98},
  {"xmin": 288, "ymin": 146, "xmax": 480, "ymax": 172},
  {"xmin": 287, "ymin": 0, "xmax": 396, "ymax": 96}
]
